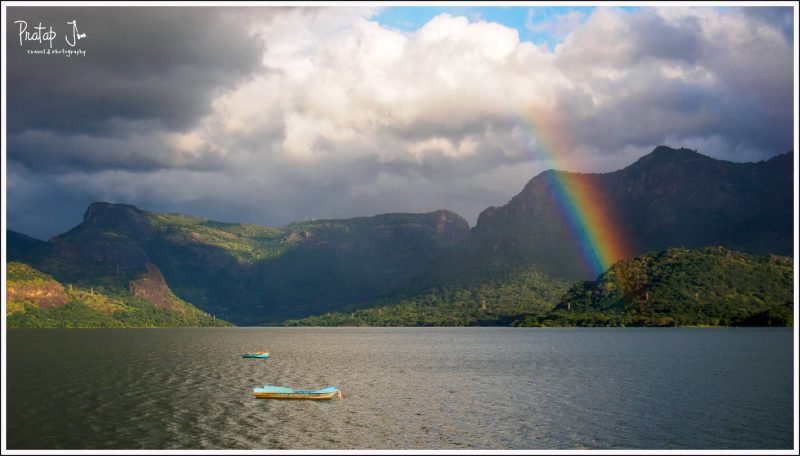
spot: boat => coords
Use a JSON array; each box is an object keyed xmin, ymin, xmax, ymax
[
  {"xmin": 241, "ymin": 352, "xmax": 270, "ymax": 358},
  {"xmin": 253, "ymin": 385, "xmax": 343, "ymax": 400}
]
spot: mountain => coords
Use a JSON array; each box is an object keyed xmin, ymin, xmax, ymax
[
  {"xmin": 512, "ymin": 246, "xmax": 793, "ymax": 327},
  {"xmin": 8, "ymin": 204, "xmax": 470, "ymax": 325},
  {"xmin": 145, "ymin": 208, "xmax": 469, "ymax": 324},
  {"xmin": 424, "ymin": 146, "xmax": 793, "ymax": 283},
  {"xmin": 6, "ymin": 262, "xmax": 228, "ymax": 328},
  {"xmin": 6, "ymin": 146, "xmax": 793, "ymax": 327},
  {"xmin": 6, "ymin": 205, "xmax": 228, "ymax": 327}
]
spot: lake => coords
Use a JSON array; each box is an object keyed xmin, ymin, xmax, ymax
[{"xmin": 4, "ymin": 327, "xmax": 795, "ymax": 450}]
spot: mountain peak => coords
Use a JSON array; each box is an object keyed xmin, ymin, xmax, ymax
[
  {"xmin": 629, "ymin": 145, "xmax": 706, "ymax": 168},
  {"xmin": 84, "ymin": 201, "xmax": 143, "ymax": 218},
  {"xmin": 82, "ymin": 202, "xmax": 153, "ymax": 237},
  {"xmin": 651, "ymin": 145, "xmax": 698, "ymax": 156}
]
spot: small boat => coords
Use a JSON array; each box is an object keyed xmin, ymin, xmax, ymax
[
  {"xmin": 241, "ymin": 352, "xmax": 270, "ymax": 358},
  {"xmin": 253, "ymin": 385, "xmax": 343, "ymax": 400}
]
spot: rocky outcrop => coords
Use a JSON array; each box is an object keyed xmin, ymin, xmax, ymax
[
  {"xmin": 128, "ymin": 263, "xmax": 174, "ymax": 309},
  {"xmin": 370, "ymin": 210, "xmax": 469, "ymax": 245},
  {"xmin": 432, "ymin": 210, "xmax": 470, "ymax": 243},
  {"xmin": 7, "ymin": 281, "xmax": 68, "ymax": 308}
]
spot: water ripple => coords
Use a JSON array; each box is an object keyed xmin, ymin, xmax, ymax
[{"xmin": 6, "ymin": 327, "xmax": 794, "ymax": 450}]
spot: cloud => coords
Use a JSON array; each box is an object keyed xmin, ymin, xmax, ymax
[
  {"xmin": 6, "ymin": 7, "xmax": 266, "ymax": 134},
  {"xmin": 551, "ymin": 7, "xmax": 793, "ymax": 156},
  {"xmin": 741, "ymin": 5, "xmax": 794, "ymax": 42},
  {"xmin": 6, "ymin": 7, "xmax": 268, "ymax": 174},
  {"xmin": 8, "ymin": 125, "xmax": 227, "ymax": 173},
  {"xmin": 526, "ymin": 8, "xmax": 588, "ymax": 41},
  {"xmin": 5, "ymin": 6, "xmax": 795, "ymax": 239}
]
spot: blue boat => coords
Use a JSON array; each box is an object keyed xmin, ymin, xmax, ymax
[
  {"xmin": 253, "ymin": 385, "xmax": 342, "ymax": 400},
  {"xmin": 242, "ymin": 352, "xmax": 270, "ymax": 358}
]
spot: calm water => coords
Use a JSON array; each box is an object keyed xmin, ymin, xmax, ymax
[{"xmin": 5, "ymin": 327, "xmax": 795, "ymax": 450}]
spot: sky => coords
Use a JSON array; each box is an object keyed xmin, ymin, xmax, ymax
[{"xmin": 3, "ymin": 4, "xmax": 796, "ymax": 240}]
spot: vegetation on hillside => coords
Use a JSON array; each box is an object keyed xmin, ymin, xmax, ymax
[
  {"xmin": 8, "ymin": 261, "xmax": 56, "ymax": 283},
  {"xmin": 148, "ymin": 213, "xmax": 291, "ymax": 263},
  {"xmin": 284, "ymin": 269, "xmax": 570, "ymax": 326},
  {"xmin": 143, "ymin": 209, "xmax": 470, "ymax": 324},
  {"xmin": 284, "ymin": 247, "xmax": 793, "ymax": 327},
  {"xmin": 6, "ymin": 262, "xmax": 231, "ymax": 328},
  {"xmin": 512, "ymin": 247, "xmax": 794, "ymax": 327}
]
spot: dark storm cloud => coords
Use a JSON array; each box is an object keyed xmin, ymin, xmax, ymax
[
  {"xmin": 7, "ymin": 125, "xmax": 226, "ymax": 173},
  {"xmin": 6, "ymin": 7, "xmax": 265, "ymax": 136},
  {"xmin": 5, "ymin": 162, "xmax": 92, "ymax": 240},
  {"xmin": 628, "ymin": 9, "xmax": 703, "ymax": 64},
  {"xmin": 559, "ymin": 72, "xmax": 717, "ymax": 151},
  {"xmin": 564, "ymin": 69, "xmax": 793, "ymax": 159}
]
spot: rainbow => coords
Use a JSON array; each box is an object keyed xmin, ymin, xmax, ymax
[{"xmin": 521, "ymin": 107, "xmax": 632, "ymax": 277}]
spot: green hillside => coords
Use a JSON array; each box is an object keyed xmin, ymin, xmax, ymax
[
  {"xmin": 514, "ymin": 247, "xmax": 794, "ymax": 327},
  {"xmin": 284, "ymin": 268, "xmax": 570, "ymax": 326},
  {"xmin": 6, "ymin": 262, "xmax": 230, "ymax": 328}
]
